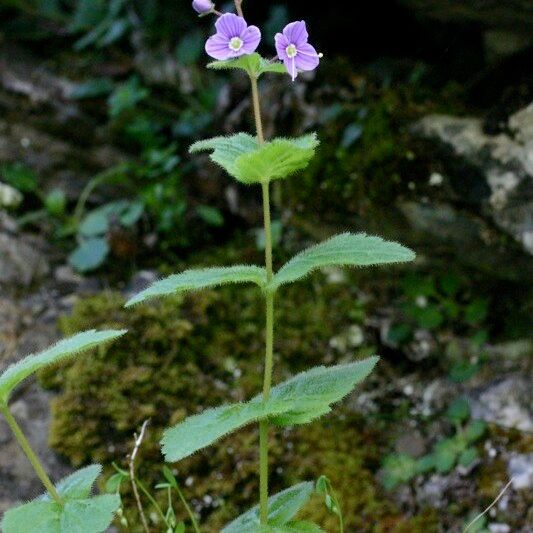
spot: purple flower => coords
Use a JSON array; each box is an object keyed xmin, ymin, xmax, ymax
[
  {"xmin": 205, "ymin": 13, "xmax": 261, "ymax": 60},
  {"xmin": 192, "ymin": 0, "xmax": 214, "ymax": 14},
  {"xmin": 275, "ymin": 21, "xmax": 321, "ymax": 81}
]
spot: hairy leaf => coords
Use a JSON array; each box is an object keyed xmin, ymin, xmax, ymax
[
  {"xmin": 1, "ymin": 466, "xmax": 120, "ymax": 533},
  {"xmin": 264, "ymin": 358, "xmax": 379, "ymax": 425},
  {"xmin": 125, "ymin": 266, "xmax": 267, "ymax": 307},
  {"xmin": 0, "ymin": 330, "xmax": 127, "ymax": 404},
  {"xmin": 60, "ymin": 494, "xmax": 121, "ymax": 532},
  {"xmin": 161, "ymin": 400, "xmax": 291, "ymax": 462},
  {"xmin": 235, "ymin": 135, "xmax": 318, "ymax": 184},
  {"xmin": 270, "ymin": 233, "xmax": 415, "ymax": 290},
  {"xmin": 190, "ymin": 134, "xmax": 318, "ymax": 184},
  {"xmin": 208, "ymin": 53, "xmax": 286, "ymax": 77},
  {"xmin": 222, "ymin": 482, "xmax": 315, "ymax": 532},
  {"xmin": 162, "ymin": 358, "xmax": 378, "ymax": 461}
]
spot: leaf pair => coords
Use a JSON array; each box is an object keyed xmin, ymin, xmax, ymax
[
  {"xmin": 126, "ymin": 233, "xmax": 415, "ymax": 306},
  {"xmin": 222, "ymin": 482, "xmax": 323, "ymax": 532},
  {"xmin": 190, "ymin": 133, "xmax": 319, "ymax": 185},
  {"xmin": 0, "ymin": 329, "xmax": 127, "ymax": 405},
  {"xmin": 1, "ymin": 466, "xmax": 120, "ymax": 533},
  {"xmin": 207, "ymin": 53, "xmax": 287, "ymax": 78},
  {"xmin": 161, "ymin": 357, "xmax": 378, "ymax": 462}
]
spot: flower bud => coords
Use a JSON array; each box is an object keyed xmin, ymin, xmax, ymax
[{"xmin": 192, "ymin": 0, "xmax": 214, "ymax": 14}]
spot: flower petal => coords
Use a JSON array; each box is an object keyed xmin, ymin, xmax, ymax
[
  {"xmin": 282, "ymin": 21, "xmax": 308, "ymax": 47},
  {"xmin": 295, "ymin": 42, "xmax": 320, "ymax": 72},
  {"xmin": 205, "ymin": 34, "xmax": 231, "ymax": 60},
  {"xmin": 283, "ymin": 57, "xmax": 298, "ymax": 81},
  {"xmin": 241, "ymin": 25, "xmax": 261, "ymax": 54},
  {"xmin": 275, "ymin": 32, "xmax": 290, "ymax": 60},
  {"xmin": 215, "ymin": 13, "xmax": 247, "ymax": 39}
]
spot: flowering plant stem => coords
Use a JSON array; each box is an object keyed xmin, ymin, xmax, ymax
[
  {"xmin": 250, "ymin": 71, "xmax": 274, "ymax": 524},
  {"xmin": 0, "ymin": 403, "xmax": 63, "ymax": 505}
]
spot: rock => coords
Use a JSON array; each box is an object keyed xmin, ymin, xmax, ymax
[
  {"xmin": 412, "ymin": 106, "xmax": 533, "ymax": 255},
  {"xmin": 0, "ymin": 211, "xmax": 49, "ymax": 292},
  {"xmin": 508, "ymin": 453, "xmax": 533, "ymax": 490},
  {"xmin": 469, "ymin": 375, "xmax": 533, "ymax": 432}
]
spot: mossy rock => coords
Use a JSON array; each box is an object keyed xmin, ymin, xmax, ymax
[{"xmin": 39, "ymin": 288, "xmax": 435, "ymax": 531}]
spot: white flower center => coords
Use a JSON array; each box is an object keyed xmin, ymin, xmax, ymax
[
  {"xmin": 286, "ymin": 44, "xmax": 298, "ymax": 58},
  {"xmin": 229, "ymin": 37, "xmax": 244, "ymax": 51}
]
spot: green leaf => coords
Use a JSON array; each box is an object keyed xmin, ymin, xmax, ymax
[
  {"xmin": 126, "ymin": 266, "xmax": 267, "ymax": 307},
  {"xmin": 190, "ymin": 133, "xmax": 318, "ymax": 184},
  {"xmin": 53, "ymin": 465, "xmax": 102, "ymax": 500},
  {"xmin": 433, "ymin": 438, "xmax": 461, "ymax": 473},
  {"xmin": 381, "ymin": 453, "xmax": 418, "ymax": 489},
  {"xmin": 1, "ymin": 501, "xmax": 60, "ymax": 533},
  {"xmin": 259, "ymin": 523, "xmax": 324, "ymax": 532},
  {"xmin": 222, "ymin": 482, "xmax": 315, "ymax": 532},
  {"xmin": 446, "ymin": 397, "xmax": 471, "ymax": 424},
  {"xmin": 207, "ymin": 53, "xmax": 286, "ymax": 77},
  {"xmin": 235, "ymin": 134, "xmax": 318, "ymax": 184},
  {"xmin": 0, "ymin": 330, "xmax": 126, "ymax": 404},
  {"xmin": 161, "ymin": 400, "xmax": 291, "ymax": 462},
  {"xmin": 1, "ymin": 467, "xmax": 120, "ymax": 533},
  {"xmin": 60, "ymin": 494, "xmax": 121, "ymax": 532},
  {"xmin": 69, "ymin": 237, "xmax": 110, "ymax": 272},
  {"xmin": 161, "ymin": 358, "xmax": 378, "ymax": 462},
  {"xmin": 197, "ymin": 205, "xmax": 224, "ymax": 227},
  {"xmin": 458, "ymin": 447, "xmax": 478, "ymax": 467},
  {"xmin": 270, "ymin": 233, "xmax": 415, "ymax": 291},
  {"xmin": 69, "ymin": 78, "xmax": 114, "ymax": 99},
  {"xmin": 265, "ymin": 358, "xmax": 379, "ymax": 426},
  {"xmin": 464, "ymin": 420, "xmax": 486, "ymax": 443}
]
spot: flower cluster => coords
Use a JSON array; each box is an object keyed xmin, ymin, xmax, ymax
[{"xmin": 193, "ymin": 3, "xmax": 321, "ymax": 80}]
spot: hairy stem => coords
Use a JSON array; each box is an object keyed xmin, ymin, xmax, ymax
[
  {"xmin": 0, "ymin": 403, "xmax": 62, "ymax": 505},
  {"xmin": 129, "ymin": 420, "xmax": 151, "ymax": 533},
  {"xmin": 250, "ymin": 72, "xmax": 274, "ymax": 524}
]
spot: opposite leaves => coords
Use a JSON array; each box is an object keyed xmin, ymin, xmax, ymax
[
  {"xmin": 222, "ymin": 482, "xmax": 318, "ymax": 533},
  {"xmin": 1, "ymin": 465, "xmax": 120, "ymax": 533},
  {"xmin": 269, "ymin": 233, "xmax": 415, "ymax": 291},
  {"xmin": 0, "ymin": 330, "xmax": 127, "ymax": 404},
  {"xmin": 208, "ymin": 53, "xmax": 287, "ymax": 77},
  {"xmin": 125, "ymin": 266, "xmax": 267, "ymax": 306},
  {"xmin": 161, "ymin": 357, "xmax": 378, "ymax": 462},
  {"xmin": 190, "ymin": 133, "xmax": 318, "ymax": 185}
]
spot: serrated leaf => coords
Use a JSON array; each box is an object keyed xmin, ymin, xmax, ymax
[
  {"xmin": 235, "ymin": 135, "xmax": 318, "ymax": 184},
  {"xmin": 52, "ymin": 465, "xmax": 102, "ymax": 500},
  {"xmin": 162, "ymin": 358, "xmax": 378, "ymax": 462},
  {"xmin": 0, "ymin": 330, "xmax": 127, "ymax": 404},
  {"xmin": 189, "ymin": 133, "xmax": 318, "ymax": 184},
  {"xmin": 1, "ymin": 469, "xmax": 120, "ymax": 533},
  {"xmin": 265, "ymin": 357, "xmax": 379, "ymax": 426},
  {"xmin": 60, "ymin": 494, "xmax": 121, "ymax": 533},
  {"xmin": 125, "ymin": 266, "xmax": 267, "ymax": 307},
  {"xmin": 270, "ymin": 233, "xmax": 415, "ymax": 291},
  {"xmin": 1, "ymin": 501, "xmax": 60, "ymax": 533},
  {"xmin": 207, "ymin": 53, "xmax": 285, "ymax": 77},
  {"xmin": 161, "ymin": 400, "xmax": 291, "ymax": 462},
  {"xmin": 222, "ymin": 482, "xmax": 315, "ymax": 533}
]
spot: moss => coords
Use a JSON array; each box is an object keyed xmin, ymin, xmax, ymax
[{"xmin": 39, "ymin": 285, "xmax": 436, "ymax": 530}]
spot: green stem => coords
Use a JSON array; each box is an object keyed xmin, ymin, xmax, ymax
[
  {"xmin": 250, "ymin": 73, "xmax": 274, "ymax": 524},
  {"xmin": 175, "ymin": 484, "xmax": 201, "ymax": 533},
  {"xmin": 0, "ymin": 403, "xmax": 63, "ymax": 505}
]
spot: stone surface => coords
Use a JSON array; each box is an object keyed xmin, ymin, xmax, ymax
[
  {"xmin": 412, "ymin": 105, "xmax": 533, "ymax": 255},
  {"xmin": 508, "ymin": 453, "xmax": 533, "ymax": 490},
  {"xmin": 469, "ymin": 375, "xmax": 533, "ymax": 432}
]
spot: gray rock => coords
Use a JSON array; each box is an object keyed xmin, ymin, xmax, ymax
[
  {"xmin": 0, "ymin": 211, "xmax": 49, "ymax": 292},
  {"xmin": 508, "ymin": 453, "xmax": 533, "ymax": 490},
  {"xmin": 412, "ymin": 106, "xmax": 533, "ymax": 255},
  {"xmin": 469, "ymin": 375, "xmax": 533, "ymax": 432}
]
